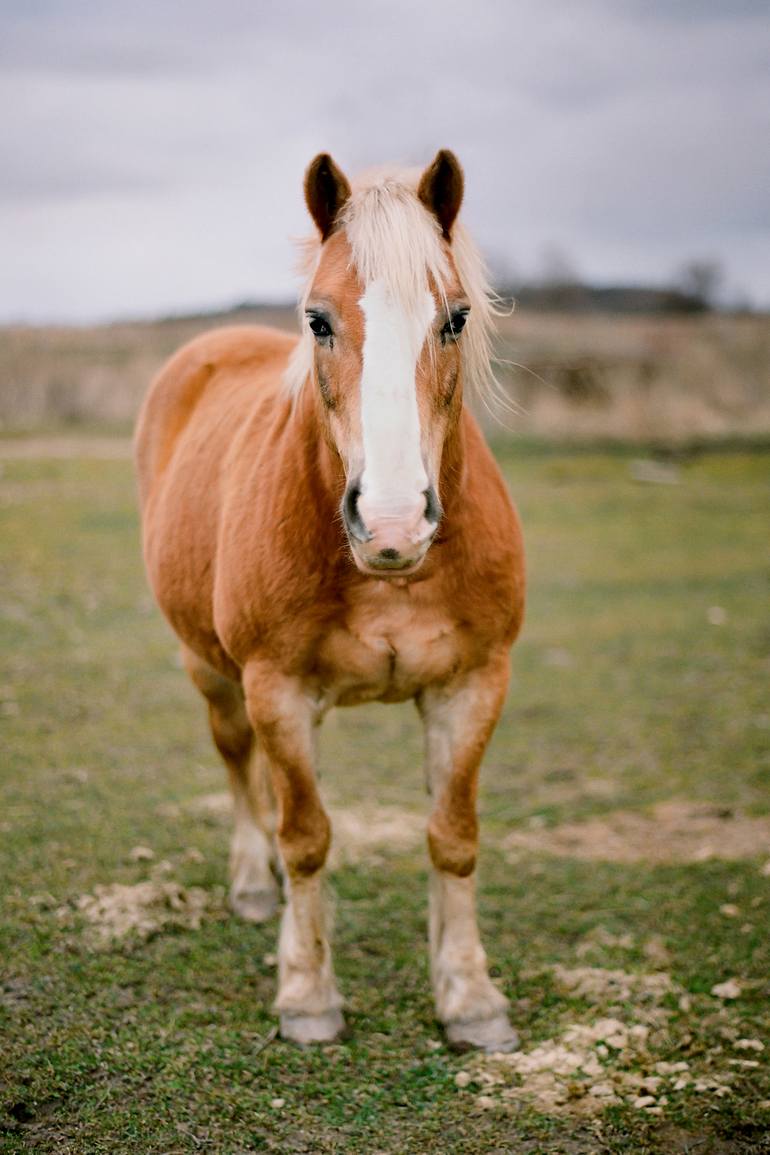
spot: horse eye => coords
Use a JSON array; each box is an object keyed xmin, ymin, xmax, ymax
[
  {"xmin": 308, "ymin": 315, "xmax": 333, "ymax": 341},
  {"xmin": 442, "ymin": 311, "xmax": 469, "ymax": 341}
]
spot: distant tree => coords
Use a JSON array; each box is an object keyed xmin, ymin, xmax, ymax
[{"xmin": 676, "ymin": 259, "xmax": 724, "ymax": 308}]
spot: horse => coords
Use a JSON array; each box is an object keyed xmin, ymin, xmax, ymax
[{"xmin": 134, "ymin": 150, "xmax": 525, "ymax": 1051}]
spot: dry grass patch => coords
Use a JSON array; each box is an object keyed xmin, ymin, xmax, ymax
[
  {"xmin": 3, "ymin": 309, "xmax": 769, "ymax": 442},
  {"xmin": 0, "ymin": 436, "xmax": 132, "ymax": 460},
  {"xmin": 503, "ymin": 801, "xmax": 770, "ymax": 865}
]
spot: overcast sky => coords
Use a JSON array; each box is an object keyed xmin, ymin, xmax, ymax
[{"xmin": 2, "ymin": 0, "xmax": 769, "ymax": 322}]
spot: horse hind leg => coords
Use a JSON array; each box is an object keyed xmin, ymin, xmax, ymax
[
  {"xmin": 226, "ymin": 742, "xmax": 281, "ymax": 923},
  {"xmin": 182, "ymin": 646, "xmax": 280, "ymax": 922}
]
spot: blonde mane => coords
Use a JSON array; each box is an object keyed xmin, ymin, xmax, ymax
[{"xmin": 284, "ymin": 167, "xmax": 505, "ymax": 411}]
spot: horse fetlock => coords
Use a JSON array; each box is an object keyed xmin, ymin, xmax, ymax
[
  {"xmin": 433, "ymin": 954, "xmax": 508, "ymax": 1025},
  {"xmin": 229, "ymin": 823, "xmax": 279, "ymax": 922},
  {"xmin": 230, "ymin": 819, "xmax": 273, "ymax": 870},
  {"xmin": 436, "ymin": 941, "xmax": 518, "ymax": 1052},
  {"xmin": 229, "ymin": 883, "xmax": 279, "ymax": 923},
  {"xmin": 276, "ymin": 874, "xmax": 341, "ymax": 1021},
  {"xmin": 275, "ymin": 960, "xmax": 343, "ymax": 1023}
]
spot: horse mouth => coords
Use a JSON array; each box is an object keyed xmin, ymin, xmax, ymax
[{"xmin": 351, "ymin": 550, "xmax": 427, "ymax": 578}]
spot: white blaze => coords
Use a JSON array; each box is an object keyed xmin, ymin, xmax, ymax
[{"xmin": 358, "ymin": 278, "xmax": 435, "ymax": 517}]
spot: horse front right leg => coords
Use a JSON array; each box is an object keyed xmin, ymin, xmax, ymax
[
  {"xmin": 243, "ymin": 659, "xmax": 344, "ymax": 1045},
  {"xmin": 182, "ymin": 646, "xmax": 279, "ymax": 922}
]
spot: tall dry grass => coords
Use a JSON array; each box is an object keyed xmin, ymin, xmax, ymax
[
  {"xmin": 492, "ymin": 310, "xmax": 770, "ymax": 441},
  {"xmin": 0, "ymin": 306, "xmax": 768, "ymax": 442}
]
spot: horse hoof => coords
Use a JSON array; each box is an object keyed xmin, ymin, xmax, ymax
[
  {"xmin": 280, "ymin": 1009, "xmax": 346, "ymax": 1045},
  {"xmin": 445, "ymin": 1014, "xmax": 519, "ymax": 1053},
  {"xmin": 229, "ymin": 886, "xmax": 279, "ymax": 923}
]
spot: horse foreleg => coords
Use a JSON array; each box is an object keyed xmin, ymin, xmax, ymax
[
  {"xmin": 419, "ymin": 654, "xmax": 519, "ymax": 1052},
  {"xmin": 182, "ymin": 646, "xmax": 279, "ymax": 922},
  {"xmin": 243, "ymin": 660, "xmax": 344, "ymax": 1045}
]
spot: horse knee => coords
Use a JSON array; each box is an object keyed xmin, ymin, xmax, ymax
[
  {"xmin": 427, "ymin": 811, "xmax": 478, "ymax": 877},
  {"xmin": 240, "ymin": 661, "xmax": 329, "ymax": 876},
  {"xmin": 278, "ymin": 806, "xmax": 331, "ymax": 878}
]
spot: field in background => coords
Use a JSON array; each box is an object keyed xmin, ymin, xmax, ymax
[
  {"xmin": 1, "ymin": 307, "xmax": 769, "ymax": 442},
  {"xmin": 1, "ymin": 439, "xmax": 768, "ymax": 1153}
]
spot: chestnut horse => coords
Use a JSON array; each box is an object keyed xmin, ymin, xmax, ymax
[{"xmin": 135, "ymin": 151, "xmax": 525, "ymax": 1050}]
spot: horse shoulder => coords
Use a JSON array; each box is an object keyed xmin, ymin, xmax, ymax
[{"xmin": 212, "ymin": 405, "xmax": 346, "ymax": 672}]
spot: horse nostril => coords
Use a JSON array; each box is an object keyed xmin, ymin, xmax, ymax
[
  {"xmin": 379, "ymin": 548, "xmax": 400, "ymax": 561},
  {"xmin": 342, "ymin": 481, "xmax": 372, "ymax": 543},
  {"xmin": 424, "ymin": 485, "xmax": 443, "ymax": 526}
]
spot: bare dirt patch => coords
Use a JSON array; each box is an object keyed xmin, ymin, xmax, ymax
[
  {"xmin": 74, "ymin": 870, "xmax": 216, "ymax": 947},
  {"xmin": 459, "ymin": 965, "xmax": 734, "ymax": 1119},
  {"xmin": 503, "ymin": 801, "xmax": 770, "ymax": 864},
  {"xmin": 328, "ymin": 804, "xmax": 424, "ymax": 866},
  {"xmin": 175, "ymin": 791, "xmax": 424, "ymax": 867},
  {"xmin": 552, "ymin": 965, "xmax": 675, "ymax": 1004}
]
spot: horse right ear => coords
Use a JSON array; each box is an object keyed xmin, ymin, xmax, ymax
[
  {"xmin": 418, "ymin": 149, "xmax": 464, "ymax": 239},
  {"xmin": 304, "ymin": 154, "xmax": 352, "ymax": 241}
]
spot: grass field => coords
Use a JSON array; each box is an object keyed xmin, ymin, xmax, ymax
[{"xmin": 1, "ymin": 437, "xmax": 769, "ymax": 1153}]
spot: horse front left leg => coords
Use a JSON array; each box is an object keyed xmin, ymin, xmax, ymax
[
  {"xmin": 242, "ymin": 660, "xmax": 344, "ymax": 1045},
  {"xmin": 419, "ymin": 654, "xmax": 519, "ymax": 1053}
]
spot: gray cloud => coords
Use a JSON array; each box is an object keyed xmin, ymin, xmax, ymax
[{"xmin": 1, "ymin": 0, "xmax": 768, "ymax": 320}]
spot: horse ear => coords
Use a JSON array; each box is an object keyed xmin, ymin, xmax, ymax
[
  {"xmin": 418, "ymin": 149, "xmax": 464, "ymax": 239},
  {"xmin": 304, "ymin": 153, "xmax": 352, "ymax": 241}
]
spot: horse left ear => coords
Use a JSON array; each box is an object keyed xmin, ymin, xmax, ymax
[
  {"xmin": 418, "ymin": 149, "xmax": 464, "ymax": 239},
  {"xmin": 304, "ymin": 153, "xmax": 352, "ymax": 241}
]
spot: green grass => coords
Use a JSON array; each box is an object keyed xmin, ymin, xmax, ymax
[{"xmin": 1, "ymin": 441, "xmax": 769, "ymax": 1153}]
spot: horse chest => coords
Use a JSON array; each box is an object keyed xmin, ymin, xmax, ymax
[{"xmin": 316, "ymin": 585, "xmax": 460, "ymax": 706}]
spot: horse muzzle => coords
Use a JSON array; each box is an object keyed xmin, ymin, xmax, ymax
[{"xmin": 342, "ymin": 482, "xmax": 441, "ymax": 576}]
